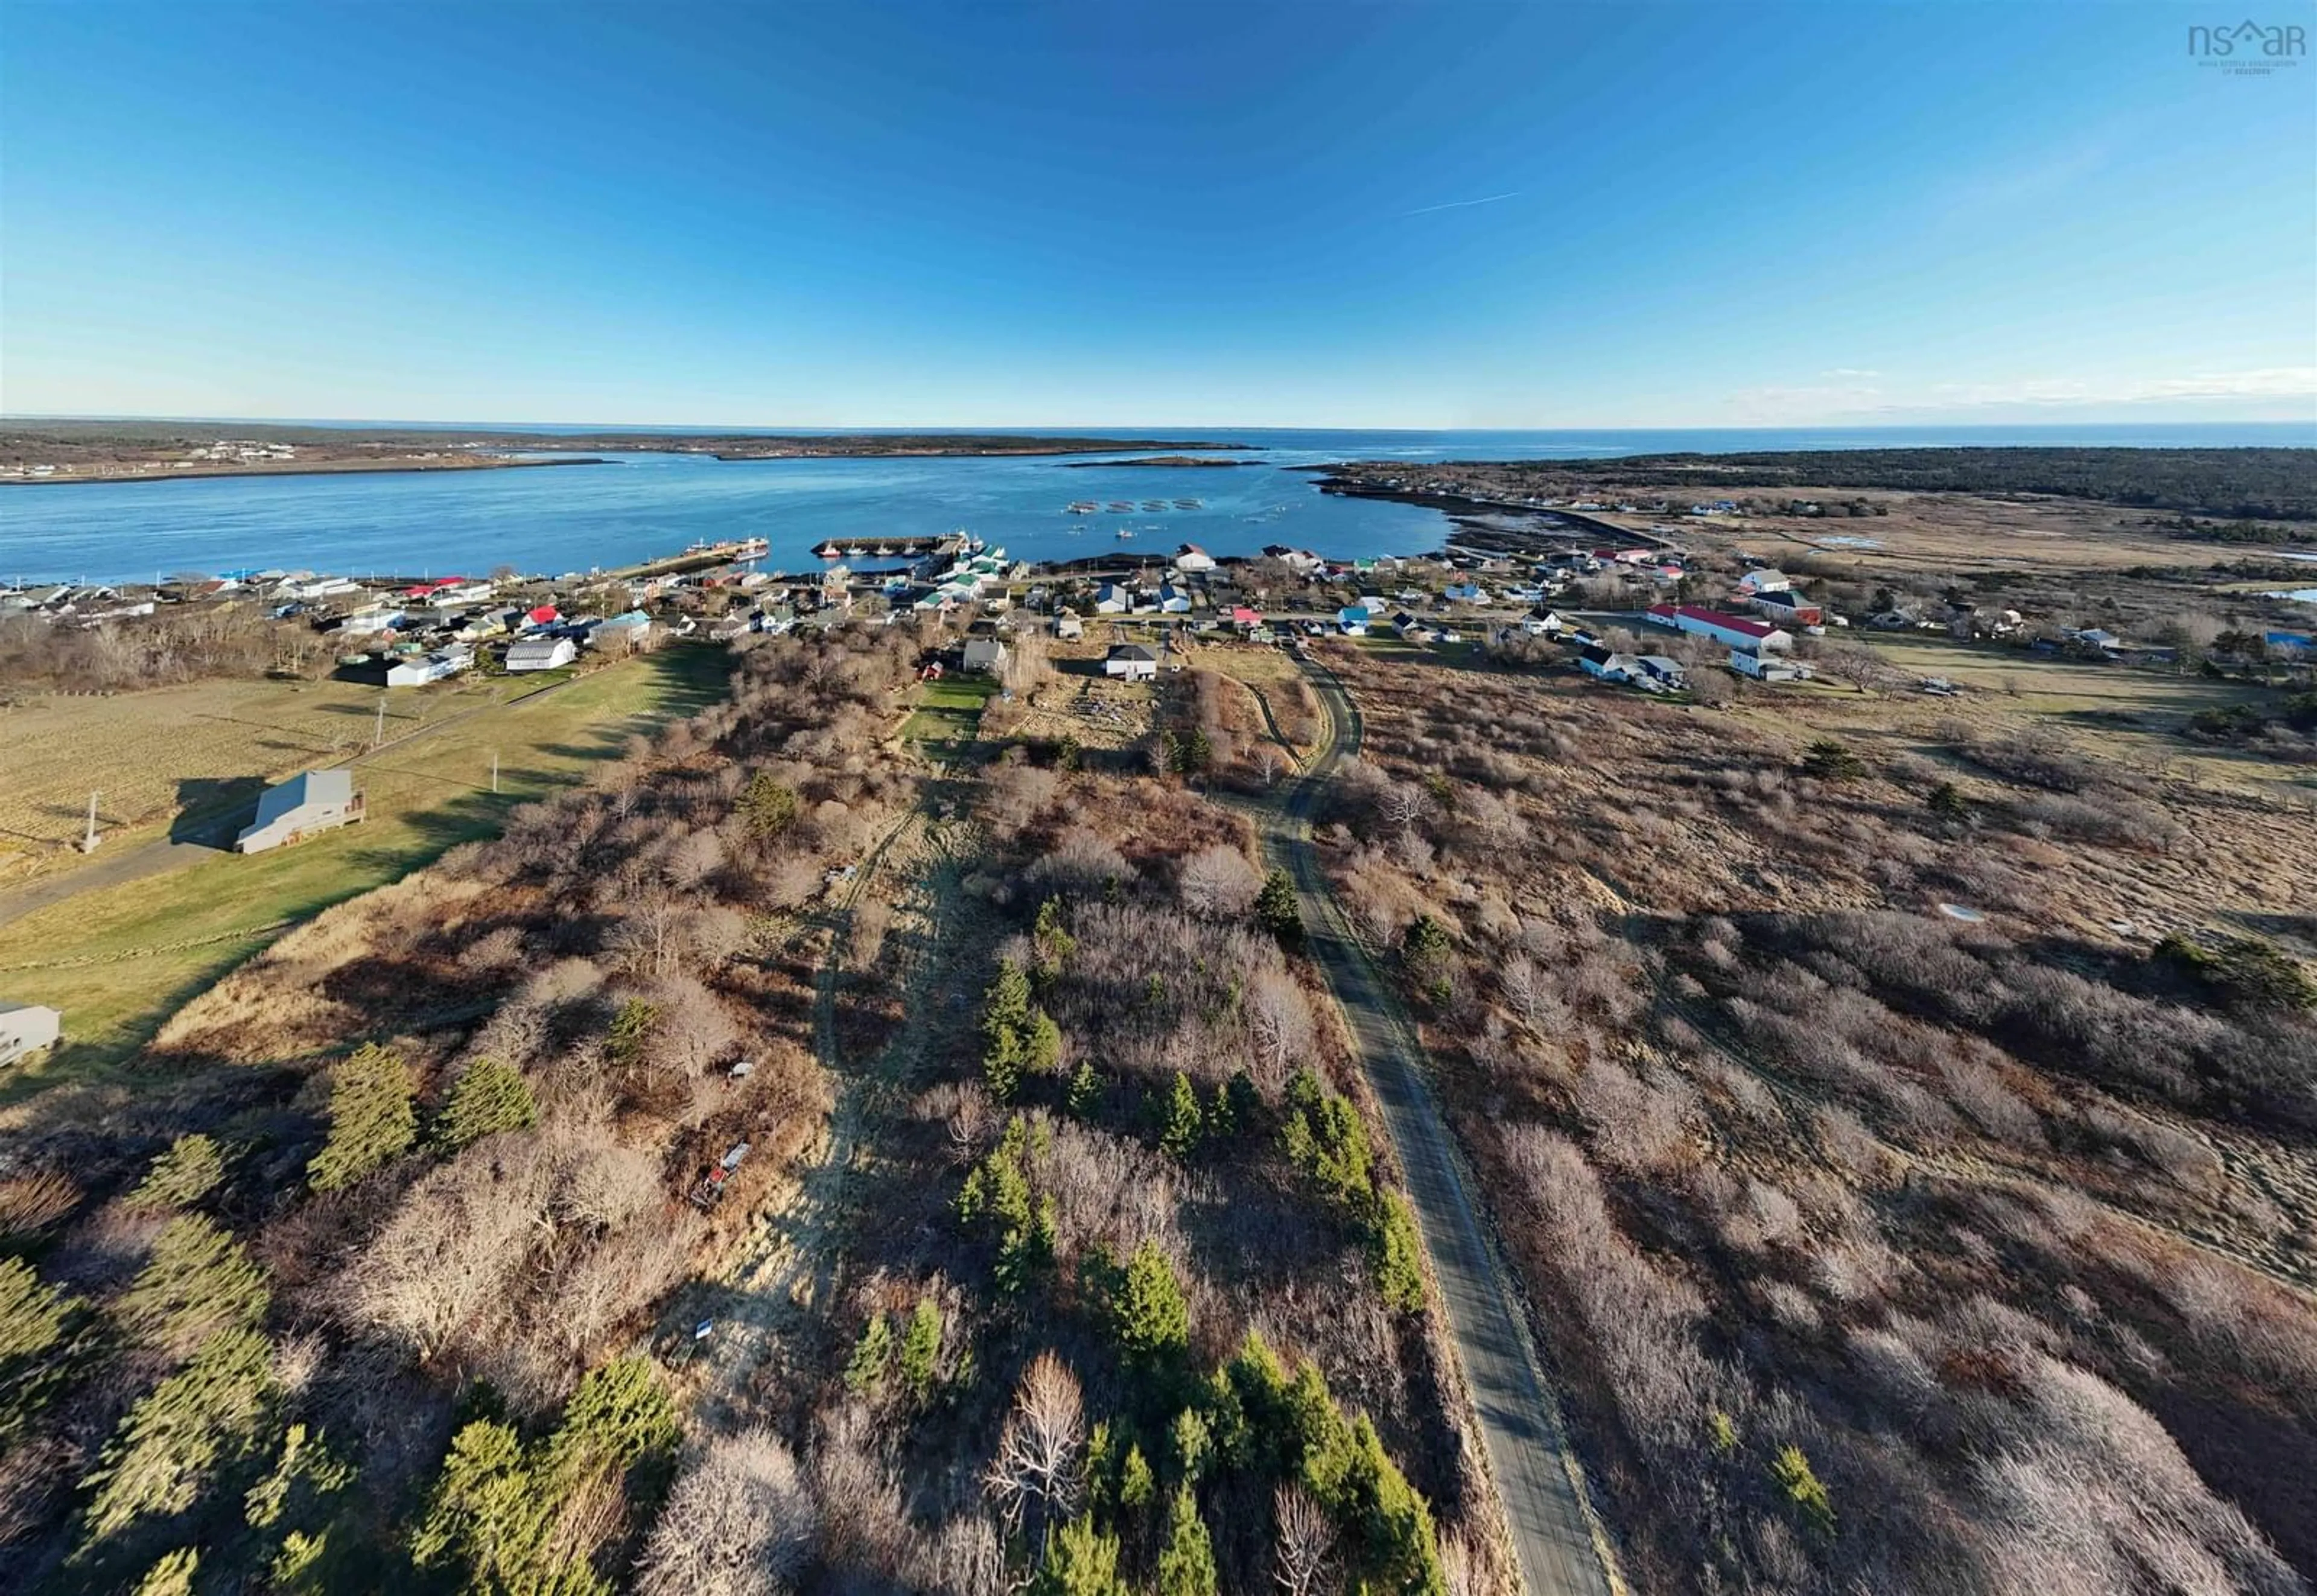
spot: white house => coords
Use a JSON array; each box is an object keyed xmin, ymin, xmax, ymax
[
  {"xmin": 1104, "ymin": 644, "xmax": 1158, "ymax": 682},
  {"xmin": 1173, "ymin": 544, "xmax": 1216, "ymax": 573},
  {"xmin": 386, "ymin": 647, "xmax": 474, "ymax": 687},
  {"xmin": 1053, "ymin": 612, "xmax": 1084, "ymax": 640},
  {"xmin": 1577, "ymin": 646, "xmax": 1643, "ymax": 684},
  {"xmin": 1443, "ymin": 582, "xmax": 1489, "ymax": 605},
  {"xmin": 1156, "ymin": 583, "xmax": 1192, "ymax": 614},
  {"xmin": 506, "ymin": 636, "xmax": 579, "ymax": 672},
  {"xmin": 962, "ymin": 637, "xmax": 1010, "ymax": 675},
  {"xmin": 1732, "ymin": 649, "xmax": 1812, "ymax": 681},
  {"xmin": 1094, "ymin": 583, "xmax": 1132, "ymax": 614},
  {"xmin": 0, "ymin": 1001, "xmax": 61, "ymax": 1065},
  {"xmin": 1736, "ymin": 568, "xmax": 1792, "ymax": 596},
  {"xmin": 237, "ymin": 769, "xmax": 363, "ymax": 853},
  {"xmin": 1336, "ymin": 606, "xmax": 1370, "ymax": 637}
]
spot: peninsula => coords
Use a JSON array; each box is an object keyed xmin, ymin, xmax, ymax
[{"xmin": 0, "ymin": 420, "xmax": 1254, "ymax": 486}]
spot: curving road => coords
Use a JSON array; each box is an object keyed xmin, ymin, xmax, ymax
[{"xmin": 1262, "ymin": 654, "xmax": 1621, "ymax": 1596}]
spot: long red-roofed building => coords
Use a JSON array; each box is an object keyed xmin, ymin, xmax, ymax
[{"xmin": 1646, "ymin": 602, "xmax": 1793, "ymax": 653}]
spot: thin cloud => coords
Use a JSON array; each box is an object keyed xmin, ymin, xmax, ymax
[
  {"xmin": 1820, "ymin": 367, "xmax": 1880, "ymax": 379},
  {"xmin": 1398, "ymin": 191, "xmax": 1521, "ymax": 217}
]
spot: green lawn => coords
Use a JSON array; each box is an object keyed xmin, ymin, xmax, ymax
[
  {"xmin": 902, "ymin": 672, "xmax": 1000, "ymax": 744},
  {"xmin": 0, "ymin": 646, "xmax": 731, "ymax": 1095}
]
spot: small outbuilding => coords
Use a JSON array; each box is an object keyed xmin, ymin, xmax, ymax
[
  {"xmin": 237, "ymin": 769, "xmax": 364, "ymax": 854},
  {"xmin": 1104, "ymin": 644, "xmax": 1158, "ymax": 682},
  {"xmin": 0, "ymin": 1001, "xmax": 62, "ymax": 1065}
]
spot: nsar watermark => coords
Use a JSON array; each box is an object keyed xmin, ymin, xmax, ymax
[{"xmin": 2188, "ymin": 18, "xmax": 2306, "ymax": 74}]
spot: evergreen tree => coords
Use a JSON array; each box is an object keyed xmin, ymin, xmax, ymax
[
  {"xmin": 1157, "ymin": 1072, "xmax": 1204, "ymax": 1161},
  {"xmin": 408, "ymin": 1419, "xmax": 553, "ymax": 1589},
  {"xmin": 1111, "ymin": 1241, "xmax": 1189, "ymax": 1372},
  {"xmin": 1033, "ymin": 897, "xmax": 1078, "ymax": 972},
  {"xmin": 1927, "ymin": 781, "xmax": 1969, "ymax": 820},
  {"xmin": 1168, "ymin": 1408, "xmax": 1212, "ymax": 1484},
  {"xmin": 739, "ymin": 772, "xmax": 801, "ymax": 838},
  {"xmin": 1117, "ymin": 1443, "xmax": 1155, "ymax": 1514},
  {"xmin": 114, "ymin": 1214, "xmax": 270, "ymax": 1358},
  {"xmin": 1031, "ymin": 1513, "xmax": 1128, "ymax": 1596},
  {"xmin": 1025, "ymin": 1009, "xmax": 1065, "ymax": 1076},
  {"xmin": 984, "ymin": 959, "xmax": 1035, "ymax": 1043},
  {"xmin": 1, "ymin": 1256, "xmax": 81, "ymax": 1442},
  {"xmin": 1066, "ymin": 1061, "xmax": 1101, "ymax": 1119},
  {"xmin": 128, "ymin": 1134, "xmax": 226, "ymax": 1210},
  {"xmin": 899, "ymin": 1298, "xmax": 943, "ymax": 1405},
  {"xmin": 844, "ymin": 1312, "xmax": 893, "ymax": 1396},
  {"xmin": 605, "ymin": 1000, "xmax": 660, "ymax": 1069},
  {"xmin": 1770, "ymin": 1443, "xmax": 1836, "ymax": 1538},
  {"xmin": 1256, "ymin": 868, "xmax": 1302, "ymax": 941},
  {"xmin": 1155, "ymin": 1486, "xmax": 1218, "ymax": 1596},
  {"xmin": 1371, "ymin": 1191, "xmax": 1426, "ymax": 1314},
  {"xmin": 544, "ymin": 1355, "xmax": 679, "ymax": 1484},
  {"xmin": 1304, "ymin": 1415, "xmax": 1446, "ymax": 1596},
  {"xmin": 80, "ymin": 1327, "xmax": 275, "ymax": 1547},
  {"xmin": 1280, "ymin": 1071, "xmax": 1374, "ymax": 1214},
  {"xmin": 130, "ymin": 1548, "xmax": 199, "ymax": 1596},
  {"xmin": 435, "ymin": 1058, "xmax": 538, "ymax": 1152},
  {"xmin": 307, "ymin": 1043, "xmax": 417, "ymax": 1191}
]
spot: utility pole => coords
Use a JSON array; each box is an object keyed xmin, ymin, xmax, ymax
[
  {"xmin": 491, "ymin": 749, "xmax": 500, "ymax": 794},
  {"xmin": 81, "ymin": 791, "xmax": 101, "ymax": 854},
  {"xmin": 374, "ymin": 696, "xmax": 386, "ymax": 749}
]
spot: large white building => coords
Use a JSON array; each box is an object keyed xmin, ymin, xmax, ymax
[{"xmin": 1647, "ymin": 603, "xmax": 1792, "ymax": 655}]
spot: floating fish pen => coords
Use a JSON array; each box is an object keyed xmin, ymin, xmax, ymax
[
  {"xmin": 1066, "ymin": 500, "xmax": 1098, "ymax": 513},
  {"xmin": 1142, "ymin": 500, "xmax": 1168, "ymax": 511},
  {"xmin": 1106, "ymin": 501, "xmax": 1133, "ymax": 512},
  {"xmin": 1175, "ymin": 498, "xmax": 1203, "ymax": 509}
]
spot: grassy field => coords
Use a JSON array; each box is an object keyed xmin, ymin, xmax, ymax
[
  {"xmin": 0, "ymin": 646, "xmax": 731, "ymax": 1099},
  {"xmin": 1853, "ymin": 631, "xmax": 2307, "ymax": 795},
  {"xmin": 0, "ymin": 662, "xmax": 600, "ymax": 880}
]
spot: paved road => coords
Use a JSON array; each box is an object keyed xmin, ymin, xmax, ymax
[{"xmin": 1262, "ymin": 657, "xmax": 1620, "ymax": 1596}]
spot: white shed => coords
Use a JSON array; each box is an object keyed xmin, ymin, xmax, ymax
[
  {"xmin": 237, "ymin": 769, "xmax": 364, "ymax": 853},
  {"xmin": 0, "ymin": 1001, "xmax": 61, "ymax": 1064}
]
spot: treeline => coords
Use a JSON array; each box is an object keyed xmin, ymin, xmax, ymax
[
  {"xmin": 1460, "ymin": 447, "xmax": 2317, "ymax": 520},
  {"xmin": 0, "ymin": 608, "xmax": 306, "ymax": 692}
]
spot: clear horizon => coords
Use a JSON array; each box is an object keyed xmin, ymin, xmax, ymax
[{"xmin": 4, "ymin": 2, "xmax": 2313, "ymax": 429}]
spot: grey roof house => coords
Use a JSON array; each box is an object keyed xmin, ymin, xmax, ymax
[{"xmin": 237, "ymin": 769, "xmax": 364, "ymax": 854}]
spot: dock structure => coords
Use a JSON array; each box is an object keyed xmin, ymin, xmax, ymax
[{"xmin": 815, "ymin": 533, "xmax": 965, "ymax": 562}]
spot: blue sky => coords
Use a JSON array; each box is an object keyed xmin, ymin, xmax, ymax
[{"xmin": 2, "ymin": 1, "xmax": 2312, "ymax": 428}]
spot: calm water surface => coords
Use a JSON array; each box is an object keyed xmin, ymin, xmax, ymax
[{"xmin": 4, "ymin": 423, "xmax": 2310, "ymax": 583}]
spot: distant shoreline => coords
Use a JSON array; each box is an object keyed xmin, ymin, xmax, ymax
[
  {"xmin": 1, "ymin": 456, "xmax": 607, "ymax": 488},
  {"xmin": 1057, "ymin": 455, "xmax": 1253, "ymax": 469}
]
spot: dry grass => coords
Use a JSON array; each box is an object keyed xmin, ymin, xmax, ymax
[{"xmin": 1308, "ymin": 637, "xmax": 2317, "ymax": 1591}]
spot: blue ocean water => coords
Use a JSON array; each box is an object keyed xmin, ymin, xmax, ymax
[{"xmin": 2, "ymin": 423, "xmax": 2310, "ymax": 585}]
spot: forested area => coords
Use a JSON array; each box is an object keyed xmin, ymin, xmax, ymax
[
  {"xmin": 0, "ymin": 627, "xmax": 1493, "ymax": 1596},
  {"xmin": 1309, "ymin": 641, "xmax": 2317, "ymax": 1595},
  {"xmin": 1, "ymin": 627, "xmax": 924, "ymax": 1591},
  {"xmin": 1348, "ymin": 447, "xmax": 2317, "ymax": 520}
]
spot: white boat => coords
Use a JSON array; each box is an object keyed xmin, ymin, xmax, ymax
[{"xmin": 1115, "ymin": 528, "xmax": 1136, "ymax": 540}]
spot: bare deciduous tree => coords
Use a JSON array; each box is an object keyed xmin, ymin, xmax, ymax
[
  {"xmin": 1273, "ymin": 1483, "xmax": 1335, "ymax": 1596},
  {"xmin": 1177, "ymin": 844, "xmax": 1262, "ymax": 921},
  {"xmin": 636, "ymin": 1428, "xmax": 821, "ymax": 1596},
  {"xmin": 984, "ymin": 1352, "xmax": 1085, "ymax": 1548}
]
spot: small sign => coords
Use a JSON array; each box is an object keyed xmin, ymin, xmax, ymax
[{"xmin": 694, "ymin": 1319, "xmax": 715, "ymax": 1340}]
